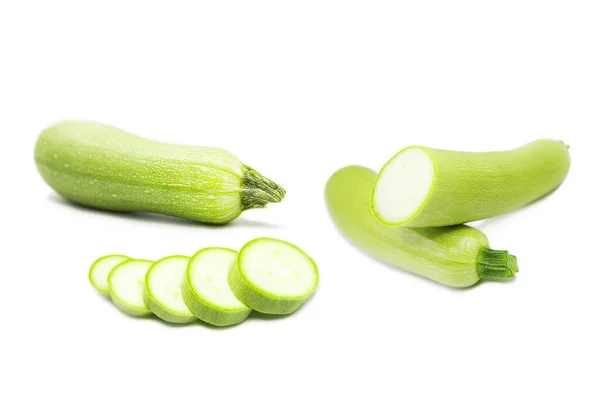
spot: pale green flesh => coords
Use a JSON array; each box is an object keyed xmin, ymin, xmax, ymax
[
  {"xmin": 372, "ymin": 147, "xmax": 435, "ymax": 224},
  {"xmin": 89, "ymin": 255, "xmax": 130, "ymax": 295},
  {"xmin": 228, "ymin": 238, "xmax": 319, "ymax": 315},
  {"xmin": 34, "ymin": 120, "xmax": 285, "ymax": 224},
  {"xmin": 240, "ymin": 239, "xmax": 318, "ymax": 298},
  {"xmin": 145, "ymin": 256, "xmax": 196, "ymax": 323},
  {"xmin": 188, "ymin": 249, "xmax": 247, "ymax": 309},
  {"xmin": 326, "ymin": 166, "xmax": 517, "ymax": 288},
  {"xmin": 108, "ymin": 259, "xmax": 154, "ymax": 317},
  {"xmin": 372, "ymin": 139, "xmax": 571, "ymax": 227},
  {"xmin": 183, "ymin": 248, "xmax": 251, "ymax": 326}
]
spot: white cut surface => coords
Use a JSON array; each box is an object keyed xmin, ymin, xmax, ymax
[
  {"xmin": 189, "ymin": 249, "xmax": 246, "ymax": 309},
  {"xmin": 90, "ymin": 255, "xmax": 129, "ymax": 293},
  {"xmin": 373, "ymin": 147, "xmax": 435, "ymax": 223},
  {"xmin": 109, "ymin": 260, "xmax": 153, "ymax": 309},
  {"xmin": 147, "ymin": 256, "xmax": 191, "ymax": 314},
  {"xmin": 240, "ymin": 239, "xmax": 317, "ymax": 298}
]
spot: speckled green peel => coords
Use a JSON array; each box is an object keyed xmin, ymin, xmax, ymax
[
  {"xmin": 326, "ymin": 166, "xmax": 518, "ymax": 288},
  {"xmin": 89, "ymin": 254, "xmax": 131, "ymax": 295},
  {"xmin": 182, "ymin": 248, "xmax": 251, "ymax": 326},
  {"xmin": 108, "ymin": 259, "xmax": 154, "ymax": 317},
  {"xmin": 144, "ymin": 256, "xmax": 196, "ymax": 324},
  {"xmin": 372, "ymin": 139, "xmax": 571, "ymax": 227},
  {"xmin": 228, "ymin": 238, "xmax": 319, "ymax": 315},
  {"xmin": 34, "ymin": 120, "xmax": 285, "ymax": 224}
]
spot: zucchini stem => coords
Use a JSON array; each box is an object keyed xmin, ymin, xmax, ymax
[
  {"xmin": 476, "ymin": 248, "xmax": 519, "ymax": 280},
  {"xmin": 241, "ymin": 165, "xmax": 286, "ymax": 210}
]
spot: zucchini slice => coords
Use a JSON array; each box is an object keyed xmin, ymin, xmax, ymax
[
  {"xmin": 89, "ymin": 254, "xmax": 130, "ymax": 295},
  {"xmin": 228, "ymin": 238, "xmax": 319, "ymax": 315},
  {"xmin": 144, "ymin": 256, "xmax": 196, "ymax": 324},
  {"xmin": 182, "ymin": 248, "xmax": 251, "ymax": 326},
  {"xmin": 108, "ymin": 259, "xmax": 154, "ymax": 317}
]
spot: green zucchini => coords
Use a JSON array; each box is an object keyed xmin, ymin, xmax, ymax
[
  {"xmin": 144, "ymin": 255, "xmax": 196, "ymax": 324},
  {"xmin": 108, "ymin": 259, "xmax": 154, "ymax": 317},
  {"xmin": 182, "ymin": 247, "xmax": 252, "ymax": 326},
  {"xmin": 326, "ymin": 166, "xmax": 518, "ymax": 288},
  {"xmin": 371, "ymin": 139, "xmax": 570, "ymax": 227},
  {"xmin": 228, "ymin": 238, "xmax": 319, "ymax": 314},
  {"xmin": 34, "ymin": 120, "xmax": 286, "ymax": 224},
  {"xmin": 89, "ymin": 254, "xmax": 131, "ymax": 296}
]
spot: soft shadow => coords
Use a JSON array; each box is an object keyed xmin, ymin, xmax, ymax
[
  {"xmin": 475, "ymin": 186, "xmax": 561, "ymax": 230},
  {"xmin": 229, "ymin": 218, "xmax": 282, "ymax": 229},
  {"xmin": 158, "ymin": 319, "xmax": 238, "ymax": 330},
  {"xmin": 248, "ymin": 292, "xmax": 318, "ymax": 321},
  {"xmin": 248, "ymin": 312, "xmax": 290, "ymax": 321},
  {"xmin": 49, "ymin": 194, "xmax": 282, "ymax": 229},
  {"xmin": 96, "ymin": 293, "xmax": 240, "ymax": 329},
  {"xmin": 196, "ymin": 319, "xmax": 244, "ymax": 330},
  {"xmin": 95, "ymin": 292, "xmax": 116, "ymax": 305}
]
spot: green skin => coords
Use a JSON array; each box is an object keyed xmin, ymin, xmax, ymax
[
  {"xmin": 181, "ymin": 248, "xmax": 251, "ymax": 327},
  {"xmin": 143, "ymin": 256, "xmax": 197, "ymax": 324},
  {"xmin": 327, "ymin": 166, "xmax": 518, "ymax": 288},
  {"xmin": 372, "ymin": 139, "xmax": 571, "ymax": 227},
  {"xmin": 108, "ymin": 259, "xmax": 154, "ymax": 317},
  {"xmin": 34, "ymin": 120, "xmax": 285, "ymax": 224},
  {"xmin": 228, "ymin": 238, "xmax": 319, "ymax": 315}
]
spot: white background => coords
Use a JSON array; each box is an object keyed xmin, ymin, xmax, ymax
[{"xmin": 1, "ymin": 1, "xmax": 599, "ymax": 399}]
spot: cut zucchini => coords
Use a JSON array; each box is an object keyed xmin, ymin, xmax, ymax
[
  {"xmin": 108, "ymin": 259, "xmax": 154, "ymax": 317},
  {"xmin": 144, "ymin": 256, "xmax": 196, "ymax": 324},
  {"xmin": 89, "ymin": 254, "xmax": 130, "ymax": 295},
  {"xmin": 326, "ymin": 166, "xmax": 518, "ymax": 287},
  {"xmin": 372, "ymin": 147, "xmax": 435, "ymax": 225},
  {"xmin": 371, "ymin": 140, "xmax": 571, "ymax": 227},
  {"xmin": 228, "ymin": 238, "xmax": 319, "ymax": 315},
  {"xmin": 182, "ymin": 248, "xmax": 251, "ymax": 326}
]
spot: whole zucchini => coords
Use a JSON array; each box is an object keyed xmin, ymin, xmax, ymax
[
  {"xmin": 35, "ymin": 120, "xmax": 285, "ymax": 224},
  {"xmin": 371, "ymin": 139, "xmax": 571, "ymax": 227},
  {"xmin": 326, "ymin": 166, "xmax": 518, "ymax": 287}
]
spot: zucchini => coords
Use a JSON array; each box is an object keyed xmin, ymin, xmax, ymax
[
  {"xmin": 108, "ymin": 259, "xmax": 154, "ymax": 317},
  {"xmin": 228, "ymin": 238, "xmax": 319, "ymax": 314},
  {"xmin": 371, "ymin": 139, "xmax": 570, "ymax": 227},
  {"xmin": 89, "ymin": 254, "xmax": 131, "ymax": 296},
  {"xmin": 34, "ymin": 120, "xmax": 286, "ymax": 224},
  {"xmin": 144, "ymin": 256, "xmax": 196, "ymax": 324},
  {"xmin": 182, "ymin": 247, "xmax": 252, "ymax": 326},
  {"xmin": 326, "ymin": 166, "xmax": 518, "ymax": 288}
]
